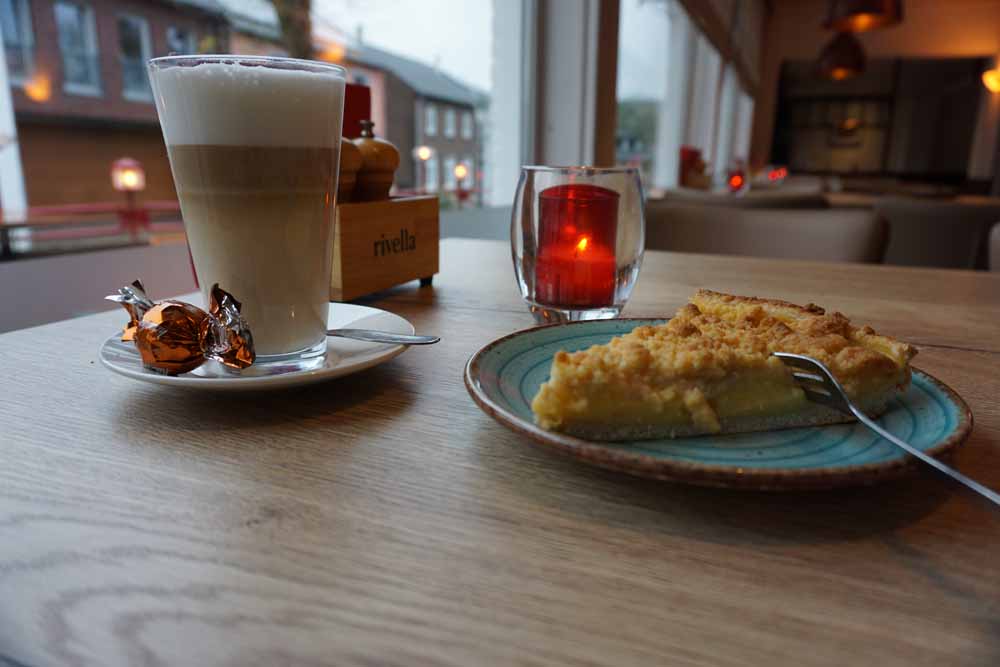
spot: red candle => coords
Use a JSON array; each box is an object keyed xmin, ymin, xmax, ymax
[{"xmin": 535, "ymin": 184, "xmax": 618, "ymax": 308}]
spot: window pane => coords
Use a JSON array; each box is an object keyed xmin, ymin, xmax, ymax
[
  {"xmin": 461, "ymin": 111, "xmax": 473, "ymax": 139},
  {"xmin": 166, "ymin": 26, "xmax": 194, "ymax": 55},
  {"xmin": 687, "ymin": 32, "xmax": 721, "ymax": 157},
  {"xmin": 712, "ymin": 64, "xmax": 739, "ymax": 184},
  {"xmin": 444, "ymin": 108, "xmax": 456, "ymax": 137},
  {"xmin": 55, "ymin": 1, "xmax": 99, "ymax": 89},
  {"xmin": 1, "ymin": 0, "xmax": 32, "ymax": 79},
  {"xmin": 1, "ymin": 0, "xmax": 21, "ymax": 45},
  {"xmin": 425, "ymin": 155, "xmax": 439, "ymax": 192},
  {"xmin": 443, "ymin": 155, "xmax": 456, "ymax": 188},
  {"xmin": 118, "ymin": 15, "xmax": 150, "ymax": 97},
  {"xmin": 425, "ymin": 103, "xmax": 437, "ymax": 136},
  {"xmin": 615, "ymin": 0, "xmax": 671, "ymax": 188}
]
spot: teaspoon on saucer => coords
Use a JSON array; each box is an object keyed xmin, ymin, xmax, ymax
[{"xmin": 327, "ymin": 329, "xmax": 440, "ymax": 345}]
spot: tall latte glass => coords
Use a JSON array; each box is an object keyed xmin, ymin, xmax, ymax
[{"xmin": 148, "ymin": 56, "xmax": 345, "ymax": 370}]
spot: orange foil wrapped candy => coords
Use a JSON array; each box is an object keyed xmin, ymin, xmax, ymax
[
  {"xmin": 106, "ymin": 279, "xmax": 154, "ymax": 341},
  {"xmin": 106, "ymin": 281, "xmax": 255, "ymax": 375}
]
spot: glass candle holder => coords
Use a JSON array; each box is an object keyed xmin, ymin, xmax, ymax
[{"xmin": 511, "ymin": 166, "xmax": 644, "ymax": 323}]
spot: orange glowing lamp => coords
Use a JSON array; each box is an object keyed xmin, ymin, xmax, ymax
[
  {"xmin": 413, "ymin": 145, "xmax": 433, "ymax": 161},
  {"xmin": 727, "ymin": 173, "xmax": 745, "ymax": 192},
  {"xmin": 983, "ymin": 68, "xmax": 1000, "ymax": 93},
  {"xmin": 454, "ymin": 162, "xmax": 469, "ymax": 181},
  {"xmin": 111, "ymin": 158, "xmax": 146, "ymax": 193},
  {"xmin": 22, "ymin": 73, "xmax": 51, "ymax": 102}
]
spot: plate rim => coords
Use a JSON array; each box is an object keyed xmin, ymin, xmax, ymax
[
  {"xmin": 464, "ymin": 318, "xmax": 974, "ymax": 490},
  {"xmin": 100, "ymin": 303, "xmax": 414, "ymax": 391}
]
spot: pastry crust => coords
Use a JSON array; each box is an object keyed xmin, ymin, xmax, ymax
[{"xmin": 531, "ymin": 290, "xmax": 917, "ymax": 440}]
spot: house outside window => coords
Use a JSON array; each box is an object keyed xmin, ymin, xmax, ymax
[
  {"xmin": 443, "ymin": 154, "xmax": 457, "ymax": 189},
  {"xmin": 424, "ymin": 102, "xmax": 437, "ymax": 136},
  {"xmin": 166, "ymin": 25, "xmax": 196, "ymax": 55},
  {"xmin": 55, "ymin": 1, "xmax": 101, "ymax": 95},
  {"xmin": 461, "ymin": 110, "xmax": 473, "ymax": 139},
  {"xmin": 1, "ymin": 0, "xmax": 34, "ymax": 83},
  {"xmin": 443, "ymin": 107, "xmax": 456, "ymax": 138},
  {"xmin": 424, "ymin": 153, "xmax": 438, "ymax": 192},
  {"xmin": 118, "ymin": 14, "xmax": 152, "ymax": 101}
]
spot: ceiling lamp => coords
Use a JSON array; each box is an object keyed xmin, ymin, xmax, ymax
[
  {"xmin": 817, "ymin": 32, "xmax": 867, "ymax": 80},
  {"xmin": 824, "ymin": 0, "xmax": 904, "ymax": 32}
]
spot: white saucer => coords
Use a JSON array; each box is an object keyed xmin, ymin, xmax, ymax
[{"xmin": 100, "ymin": 303, "xmax": 415, "ymax": 391}]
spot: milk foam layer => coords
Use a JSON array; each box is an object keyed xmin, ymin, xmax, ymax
[{"xmin": 150, "ymin": 61, "xmax": 345, "ymax": 147}]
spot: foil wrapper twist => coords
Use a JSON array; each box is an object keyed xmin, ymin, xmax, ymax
[{"xmin": 106, "ymin": 280, "xmax": 255, "ymax": 375}]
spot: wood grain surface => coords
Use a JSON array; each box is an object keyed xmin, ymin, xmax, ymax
[{"xmin": 2, "ymin": 239, "xmax": 1000, "ymax": 667}]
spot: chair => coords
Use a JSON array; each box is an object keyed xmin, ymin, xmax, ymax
[
  {"xmin": 991, "ymin": 223, "xmax": 1000, "ymax": 272},
  {"xmin": 874, "ymin": 197, "xmax": 1000, "ymax": 270},
  {"xmin": 658, "ymin": 188, "xmax": 830, "ymax": 210},
  {"xmin": 644, "ymin": 202, "xmax": 888, "ymax": 264}
]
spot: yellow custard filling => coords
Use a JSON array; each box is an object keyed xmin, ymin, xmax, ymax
[{"xmin": 532, "ymin": 290, "xmax": 916, "ymax": 435}]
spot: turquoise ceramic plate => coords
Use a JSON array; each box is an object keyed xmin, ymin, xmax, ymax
[{"xmin": 465, "ymin": 319, "xmax": 973, "ymax": 490}]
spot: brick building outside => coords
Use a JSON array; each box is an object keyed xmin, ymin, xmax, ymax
[
  {"xmin": 0, "ymin": 0, "xmax": 488, "ymax": 210},
  {"xmin": 1, "ymin": 0, "xmax": 227, "ymax": 207}
]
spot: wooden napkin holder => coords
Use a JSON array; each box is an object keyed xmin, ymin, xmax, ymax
[{"xmin": 330, "ymin": 195, "xmax": 440, "ymax": 301}]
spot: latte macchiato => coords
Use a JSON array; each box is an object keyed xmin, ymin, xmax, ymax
[{"xmin": 149, "ymin": 57, "xmax": 346, "ymax": 361}]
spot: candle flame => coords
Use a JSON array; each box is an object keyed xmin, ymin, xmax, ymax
[{"xmin": 576, "ymin": 237, "xmax": 589, "ymax": 252}]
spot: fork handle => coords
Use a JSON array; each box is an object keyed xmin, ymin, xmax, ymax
[{"xmin": 852, "ymin": 407, "xmax": 1000, "ymax": 507}]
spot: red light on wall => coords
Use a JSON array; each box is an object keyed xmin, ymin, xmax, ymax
[{"xmin": 728, "ymin": 174, "xmax": 745, "ymax": 191}]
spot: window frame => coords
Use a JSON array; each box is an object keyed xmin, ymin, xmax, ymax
[
  {"xmin": 54, "ymin": 0, "xmax": 101, "ymax": 97},
  {"xmin": 1, "ymin": 0, "xmax": 35, "ymax": 84},
  {"xmin": 117, "ymin": 12, "xmax": 153, "ymax": 102},
  {"xmin": 424, "ymin": 102, "xmax": 437, "ymax": 137}
]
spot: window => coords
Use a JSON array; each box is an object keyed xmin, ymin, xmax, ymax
[
  {"xmin": 615, "ymin": 0, "xmax": 670, "ymax": 186},
  {"xmin": 118, "ymin": 14, "xmax": 152, "ymax": 101},
  {"xmin": 424, "ymin": 154, "xmax": 438, "ymax": 192},
  {"xmin": 166, "ymin": 26, "xmax": 195, "ymax": 55},
  {"xmin": 444, "ymin": 108, "xmax": 456, "ymax": 138},
  {"xmin": 55, "ymin": 1, "xmax": 100, "ymax": 95},
  {"xmin": 687, "ymin": 32, "xmax": 722, "ymax": 161},
  {"xmin": 616, "ymin": 0, "xmax": 756, "ymax": 191},
  {"xmin": 733, "ymin": 88, "xmax": 755, "ymax": 167},
  {"xmin": 712, "ymin": 65, "xmax": 739, "ymax": 185},
  {"xmin": 443, "ymin": 155, "xmax": 457, "ymax": 189},
  {"xmin": 461, "ymin": 111, "xmax": 474, "ymax": 139},
  {"xmin": 1, "ymin": 0, "xmax": 34, "ymax": 82},
  {"xmin": 424, "ymin": 102, "xmax": 437, "ymax": 137}
]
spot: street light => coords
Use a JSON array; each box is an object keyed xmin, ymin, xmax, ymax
[
  {"xmin": 412, "ymin": 145, "xmax": 434, "ymax": 193},
  {"xmin": 111, "ymin": 157, "xmax": 147, "ymax": 240},
  {"xmin": 454, "ymin": 161, "xmax": 470, "ymax": 208},
  {"xmin": 111, "ymin": 157, "xmax": 146, "ymax": 193}
]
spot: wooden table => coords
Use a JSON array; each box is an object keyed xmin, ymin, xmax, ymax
[{"xmin": 4, "ymin": 239, "xmax": 1000, "ymax": 666}]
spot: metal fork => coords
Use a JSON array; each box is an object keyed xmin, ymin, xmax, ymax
[{"xmin": 774, "ymin": 352, "xmax": 1000, "ymax": 507}]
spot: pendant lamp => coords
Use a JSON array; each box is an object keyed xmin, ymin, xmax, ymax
[
  {"xmin": 817, "ymin": 32, "xmax": 866, "ymax": 80},
  {"xmin": 824, "ymin": 0, "xmax": 904, "ymax": 32}
]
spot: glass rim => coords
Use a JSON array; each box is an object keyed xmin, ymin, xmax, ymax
[
  {"xmin": 521, "ymin": 165, "xmax": 639, "ymax": 175},
  {"xmin": 147, "ymin": 54, "xmax": 346, "ymax": 77}
]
